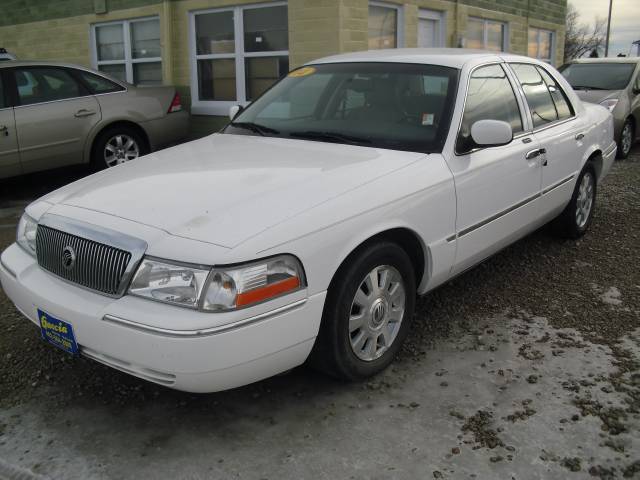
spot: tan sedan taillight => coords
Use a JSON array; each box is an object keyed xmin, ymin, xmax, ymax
[{"xmin": 168, "ymin": 92, "xmax": 182, "ymax": 113}]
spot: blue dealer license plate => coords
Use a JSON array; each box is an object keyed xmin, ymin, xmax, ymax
[{"xmin": 38, "ymin": 309, "xmax": 79, "ymax": 355}]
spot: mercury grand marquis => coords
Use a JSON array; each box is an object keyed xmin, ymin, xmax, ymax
[{"xmin": 0, "ymin": 49, "xmax": 617, "ymax": 392}]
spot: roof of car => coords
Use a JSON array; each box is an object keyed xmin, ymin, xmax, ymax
[
  {"xmin": 309, "ymin": 48, "xmax": 539, "ymax": 69},
  {"xmin": 0, "ymin": 60, "xmax": 85, "ymax": 68},
  {"xmin": 568, "ymin": 57, "xmax": 640, "ymax": 64}
]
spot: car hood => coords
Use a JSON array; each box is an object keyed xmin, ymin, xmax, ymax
[
  {"xmin": 574, "ymin": 89, "xmax": 622, "ymax": 104},
  {"xmin": 41, "ymin": 134, "xmax": 423, "ymax": 248}
]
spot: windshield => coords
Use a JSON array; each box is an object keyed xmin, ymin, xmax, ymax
[
  {"xmin": 223, "ymin": 62, "xmax": 459, "ymax": 153},
  {"xmin": 559, "ymin": 62, "xmax": 636, "ymax": 90}
]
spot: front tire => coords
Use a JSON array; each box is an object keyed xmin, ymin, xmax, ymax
[
  {"xmin": 309, "ymin": 241, "xmax": 416, "ymax": 381},
  {"xmin": 617, "ymin": 118, "xmax": 634, "ymax": 159},
  {"xmin": 553, "ymin": 164, "xmax": 597, "ymax": 239}
]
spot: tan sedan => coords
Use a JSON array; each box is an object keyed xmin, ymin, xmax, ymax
[{"xmin": 0, "ymin": 61, "xmax": 188, "ymax": 179}]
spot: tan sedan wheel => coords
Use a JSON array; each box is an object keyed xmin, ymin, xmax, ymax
[
  {"xmin": 92, "ymin": 126, "xmax": 148, "ymax": 170},
  {"xmin": 104, "ymin": 134, "xmax": 140, "ymax": 167}
]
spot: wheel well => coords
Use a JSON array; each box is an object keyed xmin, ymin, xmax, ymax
[
  {"xmin": 587, "ymin": 150, "xmax": 603, "ymax": 180},
  {"xmin": 619, "ymin": 115, "xmax": 636, "ymax": 142},
  {"xmin": 91, "ymin": 121, "xmax": 150, "ymax": 157},
  {"xmin": 334, "ymin": 228, "xmax": 427, "ymax": 289},
  {"xmin": 626, "ymin": 115, "xmax": 636, "ymax": 129}
]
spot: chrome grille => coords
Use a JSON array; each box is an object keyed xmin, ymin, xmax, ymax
[{"xmin": 36, "ymin": 225, "xmax": 132, "ymax": 296}]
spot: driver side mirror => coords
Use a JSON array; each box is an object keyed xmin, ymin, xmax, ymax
[
  {"xmin": 471, "ymin": 120, "xmax": 513, "ymax": 147},
  {"xmin": 229, "ymin": 104, "xmax": 243, "ymax": 121}
]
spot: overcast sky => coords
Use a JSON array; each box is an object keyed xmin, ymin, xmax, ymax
[{"xmin": 571, "ymin": 0, "xmax": 639, "ymax": 56}]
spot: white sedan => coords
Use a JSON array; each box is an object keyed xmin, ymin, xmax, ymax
[{"xmin": 0, "ymin": 49, "xmax": 616, "ymax": 392}]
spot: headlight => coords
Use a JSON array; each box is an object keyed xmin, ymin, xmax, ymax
[
  {"xmin": 128, "ymin": 254, "xmax": 305, "ymax": 311},
  {"xmin": 16, "ymin": 213, "xmax": 37, "ymax": 256},
  {"xmin": 128, "ymin": 258, "xmax": 210, "ymax": 309},
  {"xmin": 600, "ymin": 98, "xmax": 618, "ymax": 112},
  {"xmin": 202, "ymin": 255, "xmax": 305, "ymax": 311}
]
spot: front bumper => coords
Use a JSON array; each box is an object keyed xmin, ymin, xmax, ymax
[
  {"xmin": 601, "ymin": 141, "xmax": 617, "ymax": 181},
  {"xmin": 0, "ymin": 243, "xmax": 324, "ymax": 393}
]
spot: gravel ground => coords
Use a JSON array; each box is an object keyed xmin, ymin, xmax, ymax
[{"xmin": 0, "ymin": 151, "xmax": 638, "ymax": 479}]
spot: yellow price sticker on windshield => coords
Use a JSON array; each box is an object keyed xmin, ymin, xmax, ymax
[{"xmin": 288, "ymin": 67, "xmax": 316, "ymax": 78}]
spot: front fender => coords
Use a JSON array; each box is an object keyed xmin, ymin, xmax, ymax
[{"xmin": 239, "ymin": 158, "xmax": 457, "ymax": 298}]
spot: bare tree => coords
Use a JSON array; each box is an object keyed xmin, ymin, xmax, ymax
[{"xmin": 564, "ymin": 3, "xmax": 606, "ymax": 62}]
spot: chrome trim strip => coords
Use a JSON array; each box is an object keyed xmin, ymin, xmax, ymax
[
  {"xmin": 454, "ymin": 173, "xmax": 576, "ymax": 239},
  {"xmin": 12, "ymin": 94, "xmax": 96, "ymax": 109},
  {"xmin": 604, "ymin": 142, "xmax": 617, "ymax": 156},
  {"xmin": 0, "ymin": 256, "xmax": 16, "ymax": 278},
  {"xmin": 458, "ymin": 192, "xmax": 540, "ymax": 238},
  {"xmin": 532, "ymin": 115, "xmax": 577, "ymax": 134},
  {"xmin": 102, "ymin": 299, "xmax": 308, "ymax": 337},
  {"xmin": 542, "ymin": 174, "xmax": 575, "ymax": 195}
]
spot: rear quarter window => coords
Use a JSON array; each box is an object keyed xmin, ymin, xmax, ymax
[{"xmin": 77, "ymin": 70, "xmax": 124, "ymax": 94}]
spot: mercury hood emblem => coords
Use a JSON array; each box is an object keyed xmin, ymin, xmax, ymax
[{"xmin": 62, "ymin": 245, "xmax": 76, "ymax": 270}]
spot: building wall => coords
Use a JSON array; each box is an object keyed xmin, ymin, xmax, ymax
[{"xmin": 0, "ymin": 0, "xmax": 566, "ymax": 137}]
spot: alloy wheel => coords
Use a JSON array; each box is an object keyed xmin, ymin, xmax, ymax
[
  {"xmin": 575, "ymin": 172, "xmax": 594, "ymax": 229},
  {"xmin": 104, "ymin": 134, "xmax": 140, "ymax": 167},
  {"xmin": 349, "ymin": 265, "xmax": 406, "ymax": 362}
]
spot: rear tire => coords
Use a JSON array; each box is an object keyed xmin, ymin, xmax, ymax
[
  {"xmin": 553, "ymin": 164, "xmax": 597, "ymax": 239},
  {"xmin": 91, "ymin": 125, "xmax": 148, "ymax": 170},
  {"xmin": 309, "ymin": 241, "xmax": 416, "ymax": 381},
  {"xmin": 616, "ymin": 118, "xmax": 634, "ymax": 159}
]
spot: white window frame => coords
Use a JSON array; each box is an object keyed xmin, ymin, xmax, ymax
[
  {"xmin": 90, "ymin": 16, "xmax": 162, "ymax": 85},
  {"xmin": 189, "ymin": 1, "xmax": 289, "ymax": 116},
  {"xmin": 418, "ymin": 9, "xmax": 446, "ymax": 48},
  {"xmin": 528, "ymin": 27, "xmax": 555, "ymax": 64},
  {"xmin": 368, "ymin": 1, "xmax": 405, "ymax": 50},
  {"xmin": 467, "ymin": 17, "xmax": 509, "ymax": 52}
]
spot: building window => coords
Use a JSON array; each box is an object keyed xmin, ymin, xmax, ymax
[
  {"xmin": 369, "ymin": 2, "xmax": 403, "ymax": 50},
  {"xmin": 418, "ymin": 9, "xmax": 446, "ymax": 48},
  {"xmin": 528, "ymin": 28, "xmax": 554, "ymax": 63},
  {"xmin": 190, "ymin": 3, "xmax": 289, "ymax": 115},
  {"xmin": 466, "ymin": 17, "xmax": 507, "ymax": 52},
  {"xmin": 91, "ymin": 17, "xmax": 162, "ymax": 86}
]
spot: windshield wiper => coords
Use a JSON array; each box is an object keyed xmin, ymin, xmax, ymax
[
  {"xmin": 572, "ymin": 85, "xmax": 606, "ymax": 91},
  {"xmin": 229, "ymin": 121, "xmax": 280, "ymax": 136},
  {"xmin": 289, "ymin": 130, "xmax": 372, "ymax": 146}
]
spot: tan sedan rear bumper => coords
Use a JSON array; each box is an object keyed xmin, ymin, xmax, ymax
[{"xmin": 142, "ymin": 110, "xmax": 190, "ymax": 151}]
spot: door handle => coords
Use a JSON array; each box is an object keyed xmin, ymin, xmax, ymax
[
  {"xmin": 525, "ymin": 148, "xmax": 547, "ymax": 165},
  {"xmin": 74, "ymin": 109, "xmax": 96, "ymax": 118},
  {"xmin": 575, "ymin": 133, "xmax": 585, "ymax": 141},
  {"xmin": 0, "ymin": 125, "xmax": 7, "ymax": 136},
  {"xmin": 525, "ymin": 148, "xmax": 543, "ymax": 160}
]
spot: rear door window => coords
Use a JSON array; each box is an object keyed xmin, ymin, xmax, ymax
[
  {"xmin": 76, "ymin": 70, "xmax": 125, "ymax": 94},
  {"xmin": 510, "ymin": 63, "xmax": 573, "ymax": 128},
  {"xmin": 14, "ymin": 67, "xmax": 85, "ymax": 106}
]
